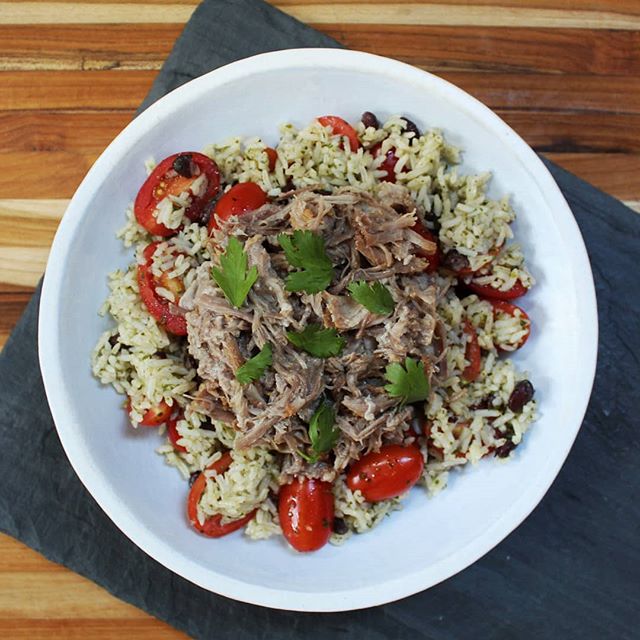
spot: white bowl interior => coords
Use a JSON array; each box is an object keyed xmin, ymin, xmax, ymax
[{"xmin": 39, "ymin": 50, "xmax": 597, "ymax": 611}]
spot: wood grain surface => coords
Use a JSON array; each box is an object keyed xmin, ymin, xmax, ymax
[{"xmin": 0, "ymin": 1, "xmax": 638, "ymax": 637}]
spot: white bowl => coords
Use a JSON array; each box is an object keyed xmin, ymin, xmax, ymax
[{"xmin": 39, "ymin": 49, "xmax": 598, "ymax": 611}]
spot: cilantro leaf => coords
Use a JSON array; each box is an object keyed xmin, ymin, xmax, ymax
[
  {"xmin": 384, "ymin": 357, "xmax": 430, "ymax": 405},
  {"xmin": 299, "ymin": 400, "xmax": 339, "ymax": 463},
  {"xmin": 286, "ymin": 324, "xmax": 345, "ymax": 358},
  {"xmin": 235, "ymin": 343, "xmax": 272, "ymax": 385},
  {"xmin": 211, "ymin": 236, "xmax": 258, "ymax": 308},
  {"xmin": 278, "ymin": 230, "xmax": 334, "ymax": 294},
  {"xmin": 348, "ymin": 280, "xmax": 395, "ymax": 315}
]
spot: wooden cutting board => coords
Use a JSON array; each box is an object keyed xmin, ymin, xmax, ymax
[{"xmin": 0, "ymin": 1, "xmax": 638, "ymax": 637}]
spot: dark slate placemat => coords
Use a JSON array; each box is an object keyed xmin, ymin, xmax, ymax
[{"xmin": 1, "ymin": 1, "xmax": 638, "ymax": 638}]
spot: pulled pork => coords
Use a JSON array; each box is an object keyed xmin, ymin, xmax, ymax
[{"xmin": 184, "ymin": 183, "xmax": 438, "ymax": 481}]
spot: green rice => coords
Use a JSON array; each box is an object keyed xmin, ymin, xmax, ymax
[{"xmin": 92, "ymin": 114, "xmax": 537, "ymax": 546}]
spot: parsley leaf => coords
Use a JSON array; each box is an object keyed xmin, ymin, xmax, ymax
[
  {"xmin": 278, "ymin": 230, "xmax": 334, "ymax": 294},
  {"xmin": 211, "ymin": 236, "xmax": 258, "ymax": 308},
  {"xmin": 384, "ymin": 357, "xmax": 430, "ymax": 405},
  {"xmin": 299, "ymin": 400, "xmax": 339, "ymax": 463},
  {"xmin": 286, "ymin": 324, "xmax": 345, "ymax": 358},
  {"xmin": 348, "ymin": 280, "xmax": 395, "ymax": 315},
  {"xmin": 235, "ymin": 343, "xmax": 272, "ymax": 385}
]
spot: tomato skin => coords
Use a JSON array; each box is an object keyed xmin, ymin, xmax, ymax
[
  {"xmin": 490, "ymin": 299, "xmax": 531, "ymax": 351},
  {"xmin": 138, "ymin": 399, "xmax": 172, "ymax": 427},
  {"xmin": 208, "ymin": 182, "xmax": 267, "ymax": 232},
  {"xmin": 137, "ymin": 242, "xmax": 187, "ymax": 336},
  {"xmin": 279, "ymin": 477, "xmax": 334, "ymax": 552},
  {"xmin": 462, "ymin": 319, "xmax": 482, "ymax": 382},
  {"xmin": 265, "ymin": 147, "xmax": 278, "ymax": 172},
  {"xmin": 318, "ymin": 115, "xmax": 360, "ymax": 152},
  {"xmin": 371, "ymin": 142, "xmax": 400, "ymax": 183},
  {"xmin": 187, "ymin": 453, "xmax": 256, "ymax": 537},
  {"xmin": 167, "ymin": 412, "xmax": 187, "ymax": 452},
  {"xmin": 412, "ymin": 221, "xmax": 441, "ymax": 273},
  {"xmin": 346, "ymin": 445, "xmax": 424, "ymax": 503},
  {"xmin": 468, "ymin": 279, "xmax": 528, "ymax": 300},
  {"xmin": 134, "ymin": 152, "xmax": 220, "ymax": 236}
]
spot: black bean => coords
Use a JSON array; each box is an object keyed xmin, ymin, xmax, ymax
[
  {"xmin": 494, "ymin": 440, "xmax": 517, "ymax": 459},
  {"xmin": 471, "ymin": 393, "xmax": 496, "ymax": 411},
  {"xmin": 361, "ymin": 111, "xmax": 380, "ymax": 129},
  {"xmin": 333, "ymin": 517, "xmax": 349, "ymax": 535},
  {"xmin": 172, "ymin": 153, "xmax": 194, "ymax": 178},
  {"xmin": 196, "ymin": 198, "xmax": 217, "ymax": 227},
  {"xmin": 188, "ymin": 472, "xmax": 200, "ymax": 487},
  {"xmin": 442, "ymin": 250, "xmax": 470, "ymax": 273},
  {"xmin": 508, "ymin": 380, "xmax": 535, "ymax": 413},
  {"xmin": 402, "ymin": 117, "xmax": 421, "ymax": 139},
  {"xmin": 281, "ymin": 178, "xmax": 296, "ymax": 193}
]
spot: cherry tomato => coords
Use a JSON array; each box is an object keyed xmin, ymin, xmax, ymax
[
  {"xmin": 137, "ymin": 242, "xmax": 187, "ymax": 335},
  {"xmin": 317, "ymin": 115, "xmax": 360, "ymax": 152},
  {"xmin": 468, "ymin": 278, "xmax": 528, "ymax": 300},
  {"xmin": 134, "ymin": 152, "xmax": 220, "ymax": 236},
  {"xmin": 462, "ymin": 319, "xmax": 482, "ymax": 382},
  {"xmin": 265, "ymin": 147, "xmax": 278, "ymax": 172},
  {"xmin": 209, "ymin": 182, "xmax": 267, "ymax": 232},
  {"xmin": 346, "ymin": 444, "xmax": 424, "ymax": 502},
  {"xmin": 279, "ymin": 477, "xmax": 334, "ymax": 552},
  {"xmin": 137, "ymin": 399, "xmax": 173, "ymax": 427},
  {"xmin": 187, "ymin": 452, "xmax": 257, "ymax": 537},
  {"xmin": 371, "ymin": 142, "xmax": 401, "ymax": 183},
  {"xmin": 412, "ymin": 220, "xmax": 441, "ymax": 273},
  {"xmin": 490, "ymin": 299, "xmax": 531, "ymax": 351},
  {"xmin": 167, "ymin": 411, "xmax": 187, "ymax": 452}
]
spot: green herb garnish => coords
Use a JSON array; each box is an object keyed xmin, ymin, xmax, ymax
[
  {"xmin": 278, "ymin": 230, "xmax": 334, "ymax": 294},
  {"xmin": 299, "ymin": 400, "xmax": 339, "ymax": 463},
  {"xmin": 286, "ymin": 324, "xmax": 345, "ymax": 358},
  {"xmin": 211, "ymin": 236, "xmax": 258, "ymax": 308},
  {"xmin": 235, "ymin": 343, "xmax": 272, "ymax": 385},
  {"xmin": 347, "ymin": 280, "xmax": 395, "ymax": 315},
  {"xmin": 384, "ymin": 357, "xmax": 430, "ymax": 405}
]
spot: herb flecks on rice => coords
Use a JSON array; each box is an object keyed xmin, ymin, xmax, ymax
[{"xmin": 92, "ymin": 113, "xmax": 537, "ymax": 549}]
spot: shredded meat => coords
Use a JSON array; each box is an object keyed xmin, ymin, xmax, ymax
[{"xmin": 185, "ymin": 185, "xmax": 439, "ymax": 480}]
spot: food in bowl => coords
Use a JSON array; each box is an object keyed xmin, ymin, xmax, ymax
[{"xmin": 92, "ymin": 112, "xmax": 537, "ymax": 552}]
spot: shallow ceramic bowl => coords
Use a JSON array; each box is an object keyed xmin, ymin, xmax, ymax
[{"xmin": 39, "ymin": 49, "xmax": 598, "ymax": 611}]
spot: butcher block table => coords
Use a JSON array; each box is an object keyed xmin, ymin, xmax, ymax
[{"xmin": 0, "ymin": 0, "xmax": 638, "ymax": 637}]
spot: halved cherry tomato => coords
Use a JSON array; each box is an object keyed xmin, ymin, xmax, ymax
[
  {"xmin": 346, "ymin": 444, "xmax": 424, "ymax": 503},
  {"xmin": 134, "ymin": 152, "xmax": 221, "ymax": 236},
  {"xmin": 468, "ymin": 278, "xmax": 528, "ymax": 301},
  {"xmin": 317, "ymin": 115, "xmax": 360, "ymax": 152},
  {"xmin": 208, "ymin": 182, "xmax": 267, "ymax": 232},
  {"xmin": 279, "ymin": 477, "xmax": 334, "ymax": 552},
  {"xmin": 490, "ymin": 299, "xmax": 531, "ymax": 351},
  {"xmin": 371, "ymin": 142, "xmax": 400, "ymax": 183},
  {"xmin": 462, "ymin": 319, "xmax": 482, "ymax": 382},
  {"xmin": 187, "ymin": 452, "xmax": 257, "ymax": 537},
  {"xmin": 412, "ymin": 220, "xmax": 441, "ymax": 273},
  {"xmin": 137, "ymin": 242, "xmax": 187, "ymax": 335},
  {"xmin": 138, "ymin": 399, "xmax": 172, "ymax": 427},
  {"xmin": 265, "ymin": 147, "xmax": 278, "ymax": 172},
  {"xmin": 167, "ymin": 411, "xmax": 187, "ymax": 452}
]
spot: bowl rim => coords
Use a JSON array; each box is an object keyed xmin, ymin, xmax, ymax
[{"xmin": 38, "ymin": 47, "xmax": 598, "ymax": 611}]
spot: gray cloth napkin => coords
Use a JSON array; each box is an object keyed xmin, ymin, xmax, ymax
[{"xmin": 1, "ymin": 1, "xmax": 638, "ymax": 638}]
